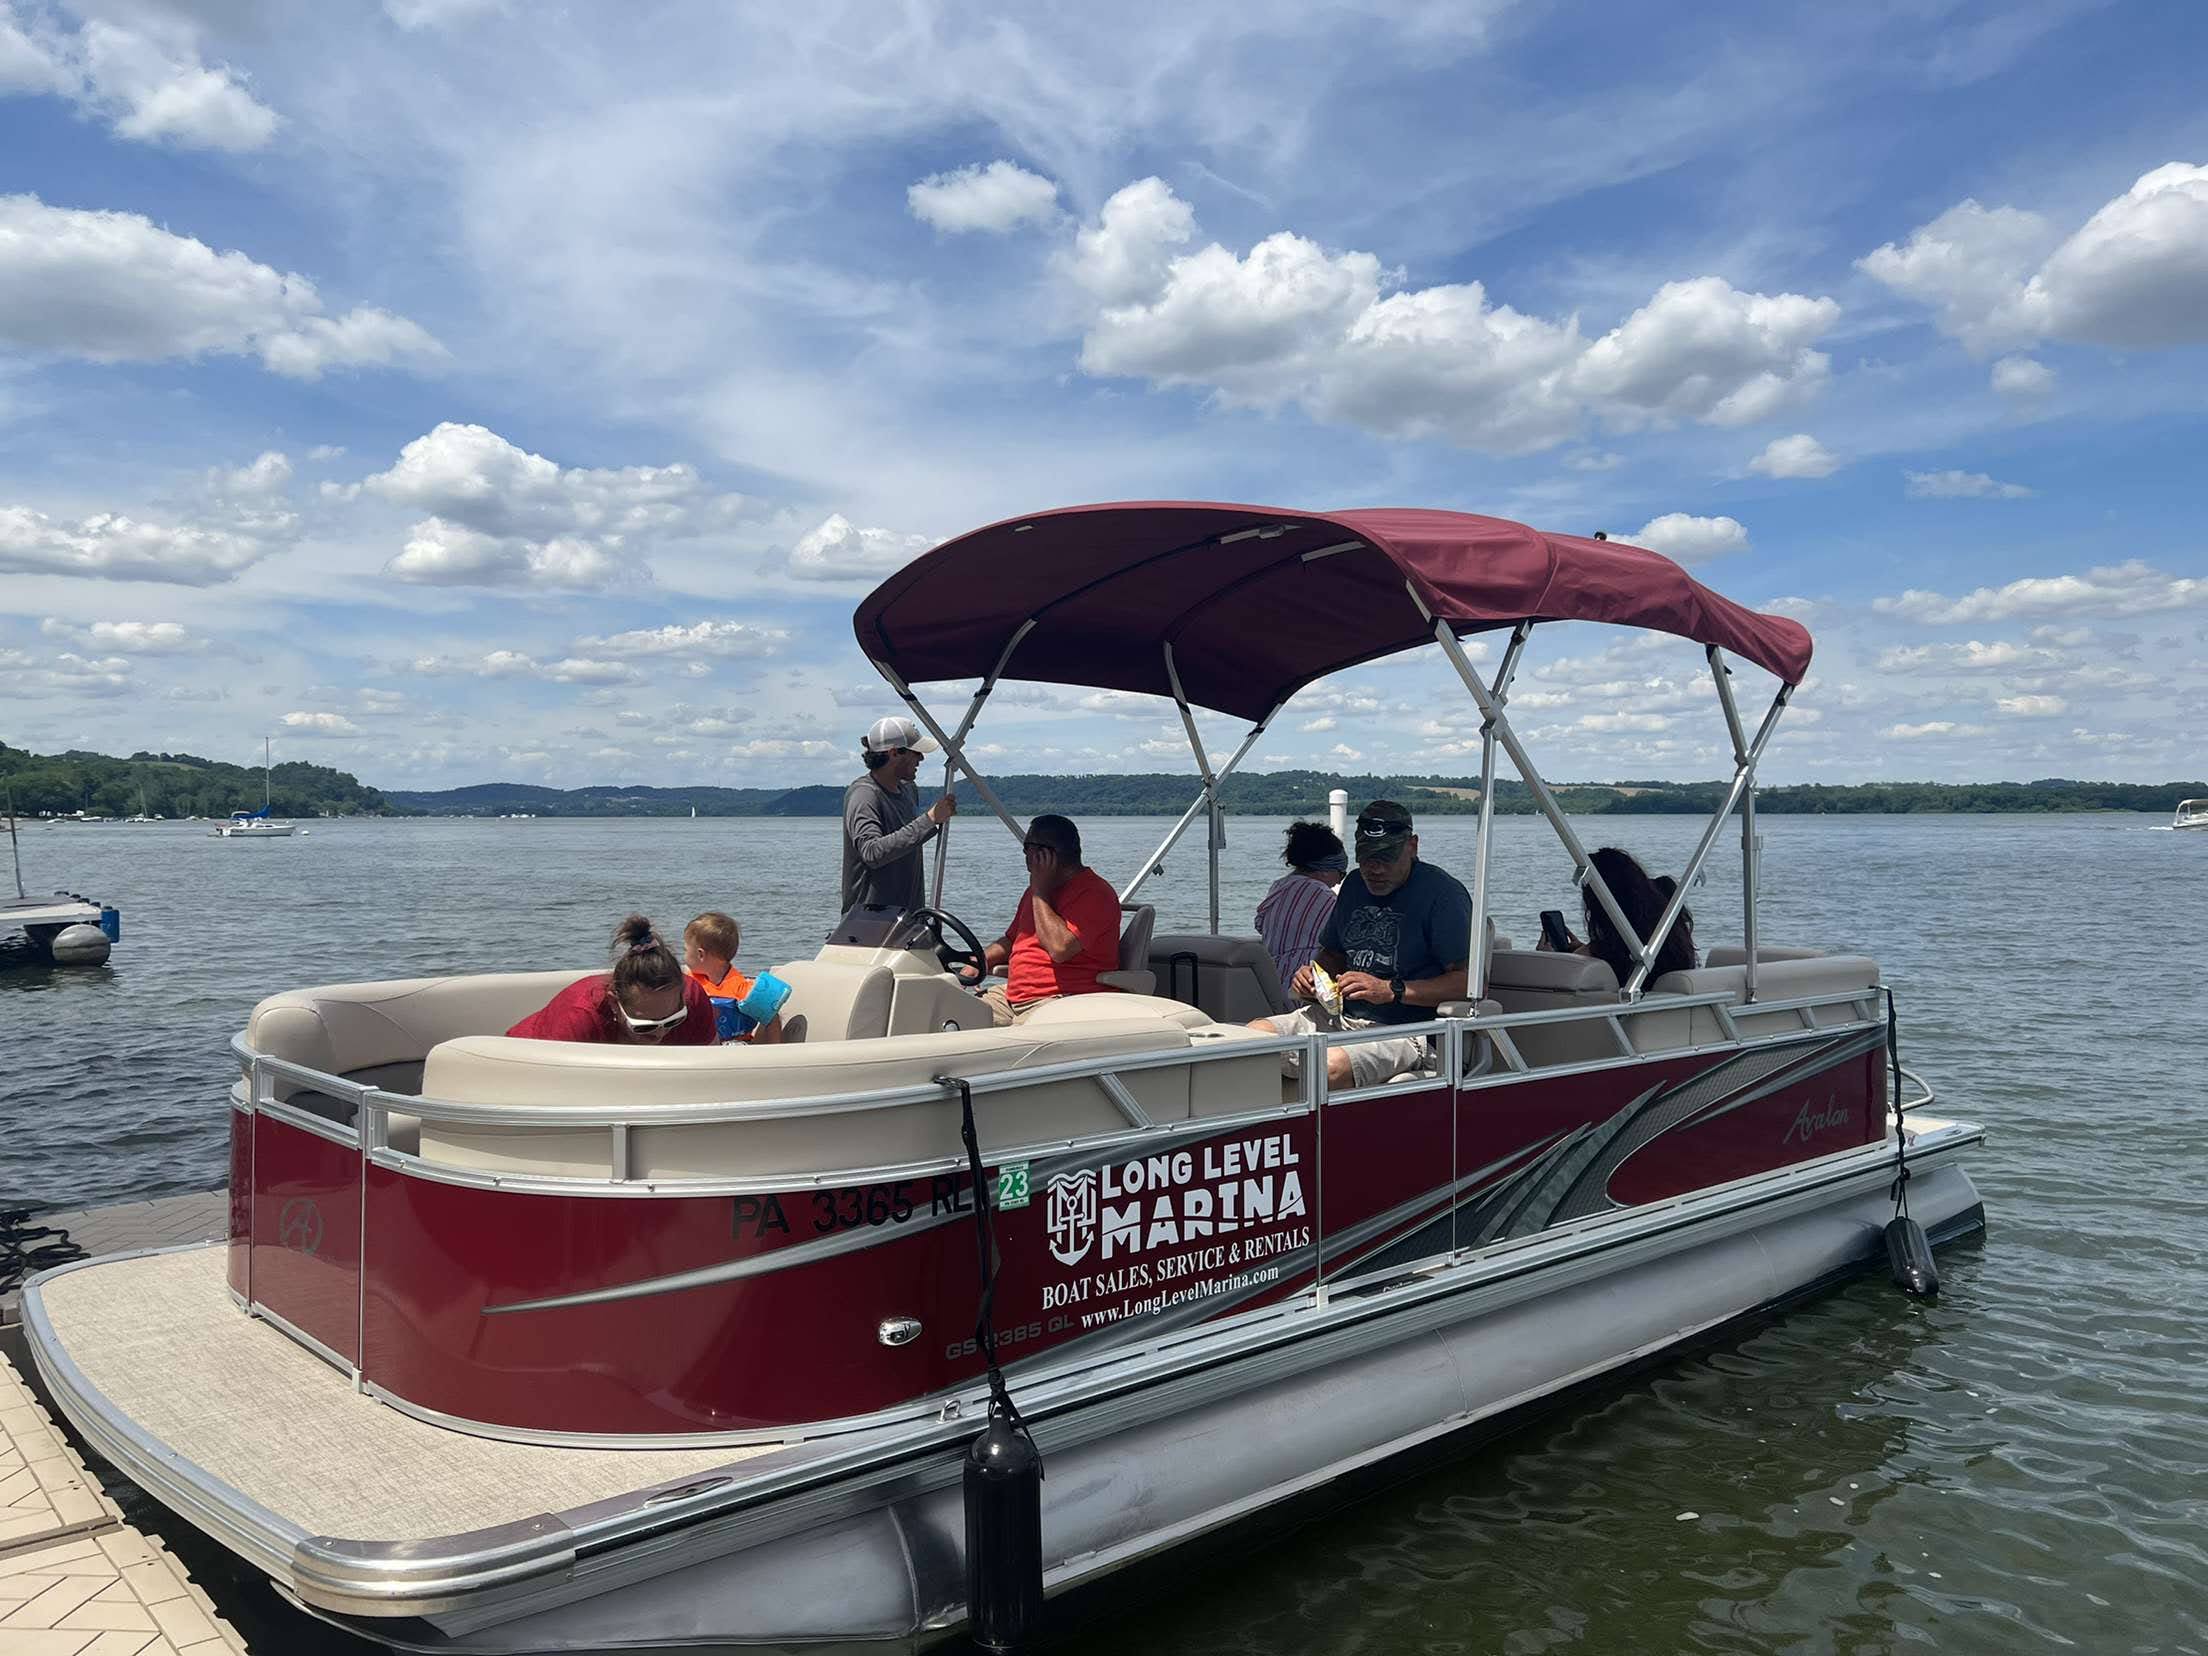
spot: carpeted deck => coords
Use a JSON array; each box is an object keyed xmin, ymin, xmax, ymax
[{"xmin": 35, "ymin": 1247, "xmax": 772, "ymax": 1543}]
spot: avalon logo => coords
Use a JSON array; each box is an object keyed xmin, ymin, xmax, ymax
[
  {"xmin": 1045, "ymin": 1168, "xmax": 1099, "ymax": 1267},
  {"xmin": 277, "ymin": 1197, "xmax": 324, "ymax": 1256},
  {"xmin": 1784, "ymin": 1094, "xmax": 1851, "ymax": 1145}
]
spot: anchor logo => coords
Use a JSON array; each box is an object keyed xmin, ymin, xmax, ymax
[
  {"xmin": 277, "ymin": 1197, "xmax": 325, "ymax": 1256},
  {"xmin": 1044, "ymin": 1169, "xmax": 1098, "ymax": 1267}
]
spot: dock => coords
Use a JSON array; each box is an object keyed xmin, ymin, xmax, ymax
[{"xmin": 0, "ymin": 1191, "xmax": 248, "ymax": 1654}]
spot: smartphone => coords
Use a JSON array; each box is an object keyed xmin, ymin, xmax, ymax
[{"xmin": 1539, "ymin": 909, "xmax": 1574, "ymax": 951}]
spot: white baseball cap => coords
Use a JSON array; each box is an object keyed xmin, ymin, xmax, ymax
[{"xmin": 862, "ymin": 714, "xmax": 936, "ymax": 755}]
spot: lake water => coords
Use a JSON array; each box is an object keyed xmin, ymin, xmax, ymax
[{"xmin": 5, "ymin": 811, "xmax": 2205, "ymax": 1654}]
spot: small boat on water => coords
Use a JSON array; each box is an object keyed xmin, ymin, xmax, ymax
[
  {"xmin": 23, "ymin": 503, "xmax": 1983, "ymax": 1652},
  {"xmin": 2174, "ymin": 799, "xmax": 2208, "ymax": 830},
  {"xmin": 215, "ymin": 737, "xmax": 296, "ymax": 838}
]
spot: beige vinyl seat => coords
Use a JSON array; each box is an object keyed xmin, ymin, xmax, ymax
[
  {"xmin": 413, "ymin": 1016, "xmax": 1288, "ymax": 1179},
  {"xmin": 1703, "ymin": 944, "xmax": 1826, "ymax": 967},
  {"xmin": 1480, "ymin": 950, "xmax": 1625, "ymax": 1068},
  {"xmin": 1637, "ymin": 954, "xmax": 1880, "ymax": 1048},
  {"xmin": 245, "ymin": 970, "xmax": 598, "ymax": 1109},
  {"xmin": 1147, "ymin": 932, "xmax": 1284, "ymax": 1024},
  {"xmin": 1097, "ymin": 904, "xmax": 1158, "ymax": 995}
]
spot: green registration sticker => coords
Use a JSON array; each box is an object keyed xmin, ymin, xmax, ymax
[{"xmin": 995, "ymin": 1162, "xmax": 1032, "ymax": 1210}]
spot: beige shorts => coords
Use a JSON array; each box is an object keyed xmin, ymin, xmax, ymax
[
  {"xmin": 1262, "ymin": 1007, "xmax": 1435, "ymax": 1089},
  {"xmin": 981, "ymin": 984, "xmax": 1057, "ymax": 1027}
]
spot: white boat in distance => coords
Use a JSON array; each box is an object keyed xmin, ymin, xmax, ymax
[
  {"xmin": 216, "ymin": 737, "xmax": 295, "ymax": 838},
  {"xmin": 2174, "ymin": 798, "xmax": 2208, "ymax": 830},
  {"xmin": 23, "ymin": 502, "xmax": 1983, "ymax": 1654}
]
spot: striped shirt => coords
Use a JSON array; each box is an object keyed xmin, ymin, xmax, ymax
[{"xmin": 1255, "ymin": 872, "xmax": 1339, "ymax": 1001}]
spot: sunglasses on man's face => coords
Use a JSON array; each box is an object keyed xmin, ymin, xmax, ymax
[{"xmin": 618, "ymin": 1002, "xmax": 690, "ymax": 1033}]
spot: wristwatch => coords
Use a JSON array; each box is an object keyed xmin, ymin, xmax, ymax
[{"xmin": 1389, "ymin": 975, "xmax": 1406, "ymax": 1005}]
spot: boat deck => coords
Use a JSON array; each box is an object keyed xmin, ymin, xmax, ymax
[{"xmin": 34, "ymin": 1248, "xmax": 773, "ymax": 1545}]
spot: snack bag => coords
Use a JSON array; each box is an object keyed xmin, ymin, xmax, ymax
[{"xmin": 1308, "ymin": 960, "xmax": 1345, "ymax": 1017}]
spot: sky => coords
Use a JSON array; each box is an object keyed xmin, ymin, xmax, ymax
[{"xmin": 2, "ymin": 0, "xmax": 2204, "ymax": 792}]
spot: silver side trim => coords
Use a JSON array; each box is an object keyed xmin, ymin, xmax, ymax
[{"xmin": 24, "ymin": 1120, "xmax": 1982, "ymax": 1624}]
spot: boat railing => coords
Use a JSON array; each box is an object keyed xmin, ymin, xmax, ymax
[
  {"xmin": 231, "ymin": 982, "xmax": 1884, "ymax": 1185},
  {"xmin": 223, "ymin": 982, "xmax": 1897, "ymax": 1426}
]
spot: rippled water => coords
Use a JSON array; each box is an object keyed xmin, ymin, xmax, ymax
[{"xmin": 6, "ymin": 811, "xmax": 2205, "ymax": 1653}]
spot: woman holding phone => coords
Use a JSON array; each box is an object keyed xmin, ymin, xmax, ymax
[{"xmin": 1537, "ymin": 850, "xmax": 1697, "ymax": 983}]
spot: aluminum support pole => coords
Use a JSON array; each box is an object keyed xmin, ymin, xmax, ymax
[
  {"xmin": 1622, "ymin": 672, "xmax": 1792, "ymax": 994},
  {"xmin": 1162, "ymin": 643, "xmax": 1224, "ymax": 934},
  {"xmin": 1708, "ymin": 647, "xmax": 1758, "ymax": 1003},
  {"xmin": 1118, "ymin": 708, "xmax": 1276, "ymax": 903},
  {"xmin": 871, "ymin": 661, "xmax": 1026, "ymax": 845},
  {"xmin": 1422, "ymin": 605, "xmax": 1647, "ymax": 981},
  {"xmin": 927, "ymin": 622, "xmax": 1036, "ymax": 907},
  {"xmin": 1468, "ymin": 623, "xmax": 1531, "ymax": 998}
]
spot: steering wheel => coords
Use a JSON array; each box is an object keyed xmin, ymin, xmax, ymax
[{"xmin": 903, "ymin": 905, "xmax": 988, "ymax": 984}]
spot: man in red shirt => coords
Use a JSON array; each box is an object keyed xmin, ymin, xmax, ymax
[{"xmin": 971, "ymin": 815, "xmax": 1125, "ymax": 1025}]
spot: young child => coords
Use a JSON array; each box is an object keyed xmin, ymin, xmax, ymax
[{"xmin": 682, "ymin": 911, "xmax": 788, "ymax": 1044}]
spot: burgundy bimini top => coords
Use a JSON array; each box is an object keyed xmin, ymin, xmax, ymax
[{"xmin": 853, "ymin": 503, "xmax": 1811, "ymax": 722}]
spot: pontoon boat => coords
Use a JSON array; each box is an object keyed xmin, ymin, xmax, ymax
[
  {"xmin": 23, "ymin": 504, "xmax": 1984, "ymax": 1652},
  {"xmin": 2174, "ymin": 798, "xmax": 2208, "ymax": 830}
]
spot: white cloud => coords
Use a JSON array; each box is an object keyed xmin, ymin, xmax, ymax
[
  {"xmin": 1903, "ymin": 469, "xmax": 2032, "ymax": 499},
  {"xmin": 1564, "ymin": 277, "xmax": 1838, "ymax": 428},
  {"xmin": 727, "ymin": 738, "xmax": 838, "ymax": 759},
  {"xmin": 279, "ymin": 711, "xmax": 363, "ymax": 737},
  {"xmin": 0, "ymin": 10, "xmax": 278, "ymax": 151},
  {"xmin": 1862, "ymin": 163, "xmax": 2208, "ymax": 352},
  {"xmin": 907, "ymin": 160, "xmax": 1060, "ymax": 234},
  {"xmin": 1876, "ymin": 639, "xmax": 2039, "ymax": 672},
  {"xmin": 212, "ymin": 451, "xmax": 291, "ymax": 495},
  {"xmin": 1995, "ymin": 694, "xmax": 2065, "ymax": 716},
  {"xmin": 1748, "ymin": 433, "xmax": 1838, "ymax": 479},
  {"xmin": 1617, "ymin": 512, "xmax": 1750, "ymax": 563},
  {"xmin": 0, "ymin": 195, "xmax": 442, "ymax": 377},
  {"xmin": 38, "ymin": 617, "xmax": 198, "ymax": 653},
  {"xmin": 384, "ymin": 0, "xmax": 508, "ymax": 28},
  {"xmin": 357, "ymin": 423, "xmax": 742, "ymax": 589},
  {"xmin": 1060, "ymin": 176, "xmax": 1198, "ymax": 306},
  {"xmin": 1568, "ymin": 452, "xmax": 1624, "ymax": 472},
  {"xmin": 578, "ymin": 620, "xmax": 787, "ymax": 658},
  {"xmin": 2, "ymin": 647, "xmax": 132, "ymax": 697},
  {"xmin": 1299, "ymin": 715, "xmax": 1338, "ymax": 733},
  {"xmin": 76, "ymin": 16, "xmax": 279, "ymax": 151},
  {"xmin": 1326, "ymin": 742, "xmax": 1364, "ymax": 762},
  {"xmin": 788, "ymin": 512, "xmax": 936, "ymax": 581},
  {"xmin": 1875, "ymin": 560, "xmax": 2208, "ymax": 623},
  {"xmin": 1064, "ymin": 180, "xmax": 1838, "ymax": 454},
  {"xmin": 1883, "ymin": 720, "xmax": 1989, "ymax": 739},
  {"xmin": 1990, "ymin": 355, "xmax": 2053, "ymax": 398},
  {"xmin": 411, "ymin": 650, "xmax": 640, "ymax": 684},
  {"xmin": 1577, "ymin": 712, "xmax": 1672, "ymax": 732},
  {"xmin": 305, "ymin": 444, "xmax": 347, "ymax": 461},
  {"xmin": 0, "ymin": 504, "xmax": 267, "ymax": 583}
]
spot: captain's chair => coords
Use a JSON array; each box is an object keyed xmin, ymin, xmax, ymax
[
  {"xmin": 1097, "ymin": 903, "xmax": 1157, "ymax": 996},
  {"xmin": 773, "ymin": 958, "xmax": 895, "ymax": 1042}
]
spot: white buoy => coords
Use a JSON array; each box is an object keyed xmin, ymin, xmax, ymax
[
  {"xmin": 1328, "ymin": 788, "xmax": 1349, "ymax": 843},
  {"xmin": 50, "ymin": 923, "xmax": 111, "ymax": 965}
]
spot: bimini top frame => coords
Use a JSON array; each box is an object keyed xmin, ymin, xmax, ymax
[{"xmin": 855, "ymin": 502, "xmax": 1811, "ymax": 1000}]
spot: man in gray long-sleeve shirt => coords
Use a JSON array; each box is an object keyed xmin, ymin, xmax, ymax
[{"xmin": 841, "ymin": 715, "xmax": 957, "ymax": 912}]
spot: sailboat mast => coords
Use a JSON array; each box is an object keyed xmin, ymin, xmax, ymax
[
  {"xmin": 264, "ymin": 735, "xmax": 272, "ymax": 814},
  {"xmin": 5, "ymin": 787, "xmax": 24, "ymax": 901}
]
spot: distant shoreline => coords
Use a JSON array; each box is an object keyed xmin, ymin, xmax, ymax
[{"xmin": 8, "ymin": 744, "xmax": 2200, "ymax": 821}]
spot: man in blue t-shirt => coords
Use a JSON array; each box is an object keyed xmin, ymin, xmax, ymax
[{"xmin": 1248, "ymin": 799, "xmax": 1473, "ymax": 1088}]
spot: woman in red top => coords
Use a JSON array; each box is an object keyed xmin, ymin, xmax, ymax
[{"xmin": 507, "ymin": 914, "xmax": 719, "ymax": 1045}]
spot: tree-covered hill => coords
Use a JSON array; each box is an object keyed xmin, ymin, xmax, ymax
[
  {"xmin": 386, "ymin": 770, "xmax": 2208, "ymax": 818},
  {"xmin": 0, "ymin": 743, "xmax": 397, "ymax": 818}
]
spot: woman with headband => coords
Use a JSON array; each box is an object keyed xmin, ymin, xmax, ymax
[
  {"xmin": 506, "ymin": 914, "xmax": 721, "ymax": 1044},
  {"xmin": 1254, "ymin": 820, "xmax": 1348, "ymax": 1007}
]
